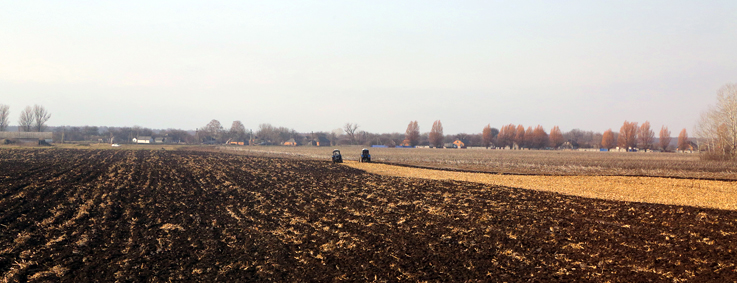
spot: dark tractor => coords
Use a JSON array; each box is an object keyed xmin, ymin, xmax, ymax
[
  {"xmin": 359, "ymin": 148, "xmax": 371, "ymax": 163},
  {"xmin": 332, "ymin": 149, "xmax": 343, "ymax": 163}
]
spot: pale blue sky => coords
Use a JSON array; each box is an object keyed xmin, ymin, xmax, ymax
[{"xmin": 2, "ymin": 1, "xmax": 736, "ymax": 134}]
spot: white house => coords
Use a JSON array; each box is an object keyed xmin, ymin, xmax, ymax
[{"xmin": 133, "ymin": 136, "xmax": 153, "ymax": 144}]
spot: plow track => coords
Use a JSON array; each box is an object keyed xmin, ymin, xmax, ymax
[{"xmin": 1, "ymin": 149, "xmax": 736, "ymax": 282}]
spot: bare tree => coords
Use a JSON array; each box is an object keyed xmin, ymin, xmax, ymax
[
  {"xmin": 357, "ymin": 130, "xmax": 369, "ymax": 145},
  {"xmin": 696, "ymin": 83, "xmax": 737, "ymax": 159},
  {"xmin": 565, "ymin": 129, "xmax": 602, "ymax": 148},
  {"xmin": 229, "ymin": 120, "xmax": 247, "ymax": 142},
  {"xmin": 617, "ymin": 121, "xmax": 638, "ymax": 150},
  {"xmin": 329, "ymin": 131, "xmax": 338, "ymax": 146},
  {"xmin": 659, "ymin": 126, "xmax": 671, "ymax": 151},
  {"xmin": 404, "ymin": 121, "xmax": 420, "ymax": 146},
  {"xmin": 132, "ymin": 125, "xmax": 142, "ymax": 138},
  {"xmin": 593, "ymin": 132, "xmax": 605, "ymax": 149},
  {"xmin": 549, "ymin": 126, "xmax": 564, "ymax": 149},
  {"xmin": 201, "ymin": 119, "xmax": 224, "ymax": 142},
  {"xmin": 678, "ymin": 129, "xmax": 689, "ymax": 151},
  {"xmin": 166, "ymin": 129, "xmax": 194, "ymax": 144},
  {"xmin": 343, "ymin": 123, "xmax": 359, "ymax": 145},
  {"xmin": 601, "ymin": 129, "xmax": 615, "ymax": 149},
  {"xmin": 482, "ymin": 124, "xmax": 493, "ymax": 148},
  {"xmin": 32, "ymin": 105, "xmax": 51, "ymax": 132},
  {"xmin": 256, "ymin": 123, "xmax": 278, "ymax": 144},
  {"xmin": 0, "ymin": 104, "xmax": 9, "ymax": 131},
  {"xmin": 637, "ymin": 121, "xmax": 654, "ymax": 152},
  {"xmin": 18, "ymin": 106, "xmax": 34, "ymax": 132},
  {"xmin": 429, "ymin": 120, "xmax": 444, "ymax": 148}
]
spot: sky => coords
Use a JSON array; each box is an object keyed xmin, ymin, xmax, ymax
[{"xmin": 2, "ymin": 1, "xmax": 737, "ymax": 135}]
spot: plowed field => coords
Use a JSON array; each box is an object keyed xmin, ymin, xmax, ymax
[{"xmin": 1, "ymin": 149, "xmax": 736, "ymax": 282}]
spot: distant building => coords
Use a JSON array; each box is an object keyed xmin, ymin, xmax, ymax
[
  {"xmin": 560, "ymin": 141, "xmax": 575, "ymax": 150},
  {"xmin": 133, "ymin": 136, "xmax": 153, "ymax": 144},
  {"xmin": 306, "ymin": 136, "xmax": 331, "ymax": 147},
  {"xmin": 0, "ymin": 132, "xmax": 53, "ymax": 145},
  {"xmin": 677, "ymin": 141, "xmax": 699, "ymax": 153},
  {"xmin": 400, "ymin": 139, "xmax": 412, "ymax": 147},
  {"xmin": 444, "ymin": 139, "xmax": 465, "ymax": 149},
  {"xmin": 283, "ymin": 138, "xmax": 298, "ymax": 146}
]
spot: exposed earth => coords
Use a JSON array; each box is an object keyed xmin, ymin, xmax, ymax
[{"xmin": 1, "ymin": 148, "xmax": 736, "ymax": 282}]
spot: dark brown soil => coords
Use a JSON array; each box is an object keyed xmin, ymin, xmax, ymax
[{"xmin": 1, "ymin": 149, "xmax": 736, "ymax": 282}]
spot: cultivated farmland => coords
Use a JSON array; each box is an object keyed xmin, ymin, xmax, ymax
[
  {"xmin": 1, "ymin": 148, "xmax": 736, "ymax": 282},
  {"xmin": 223, "ymin": 146, "xmax": 737, "ymax": 180}
]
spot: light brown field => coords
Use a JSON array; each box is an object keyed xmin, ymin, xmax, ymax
[{"xmin": 346, "ymin": 161, "xmax": 737, "ymax": 211}]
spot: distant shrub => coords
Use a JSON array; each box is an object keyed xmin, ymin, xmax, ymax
[{"xmin": 699, "ymin": 151, "xmax": 732, "ymax": 161}]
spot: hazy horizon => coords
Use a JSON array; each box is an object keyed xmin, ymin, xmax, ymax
[{"xmin": 3, "ymin": 1, "xmax": 736, "ymax": 135}]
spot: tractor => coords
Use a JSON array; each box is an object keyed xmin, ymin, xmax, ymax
[
  {"xmin": 332, "ymin": 149, "xmax": 343, "ymax": 163},
  {"xmin": 359, "ymin": 148, "xmax": 371, "ymax": 163}
]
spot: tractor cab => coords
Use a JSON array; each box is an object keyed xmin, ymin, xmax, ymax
[
  {"xmin": 332, "ymin": 149, "xmax": 343, "ymax": 163},
  {"xmin": 359, "ymin": 148, "xmax": 371, "ymax": 163}
]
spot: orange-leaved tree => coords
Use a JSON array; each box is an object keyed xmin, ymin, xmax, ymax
[
  {"xmin": 524, "ymin": 126, "xmax": 534, "ymax": 148},
  {"xmin": 496, "ymin": 124, "xmax": 515, "ymax": 148},
  {"xmin": 659, "ymin": 126, "xmax": 671, "ymax": 151},
  {"xmin": 677, "ymin": 129, "xmax": 689, "ymax": 150},
  {"xmin": 549, "ymin": 126, "xmax": 564, "ymax": 149},
  {"xmin": 429, "ymin": 120, "xmax": 444, "ymax": 148},
  {"xmin": 404, "ymin": 121, "xmax": 420, "ymax": 146},
  {"xmin": 482, "ymin": 124, "xmax": 493, "ymax": 148},
  {"xmin": 637, "ymin": 121, "xmax": 655, "ymax": 151},
  {"xmin": 514, "ymin": 125, "xmax": 526, "ymax": 149},
  {"xmin": 602, "ymin": 129, "xmax": 615, "ymax": 149},
  {"xmin": 617, "ymin": 121, "xmax": 638, "ymax": 150},
  {"xmin": 530, "ymin": 125, "xmax": 548, "ymax": 149}
]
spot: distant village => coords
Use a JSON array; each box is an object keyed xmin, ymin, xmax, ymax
[
  {"xmin": 0, "ymin": 119, "xmax": 698, "ymax": 153},
  {"xmin": 0, "ymin": 105, "xmax": 698, "ymax": 153}
]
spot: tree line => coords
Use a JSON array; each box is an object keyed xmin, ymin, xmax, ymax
[
  {"xmin": 395, "ymin": 120, "xmax": 689, "ymax": 151},
  {"xmin": 0, "ymin": 104, "xmax": 51, "ymax": 132},
  {"xmin": 600, "ymin": 122, "xmax": 690, "ymax": 152},
  {"xmin": 196, "ymin": 119, "xmax": 305, "ymax": 145},
  {"xmin": 28, "ymin": 117, "xmax": 690, "ymax": 152},
  {"xmin": 376, "ymin": 121, "xmax": 594, "ymax": 149},
  {"xmin": 0, "ymin": 103, "xmax": 701, "ymax": 154},
  {"xmin": 49, "ymin": 126, "xmax": 196, "ymax": 144}
]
